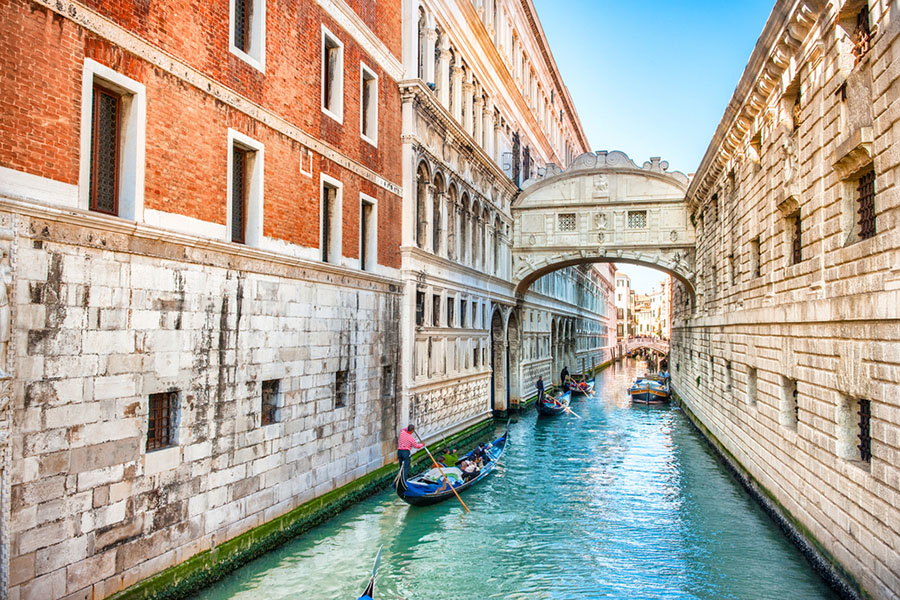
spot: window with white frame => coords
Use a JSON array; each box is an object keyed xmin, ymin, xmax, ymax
[
  {"xmin": 360, "ymin": 63, "xmax": 378, "ymax": 145},
  {"xmin": 322, "ymin": 27, "xmax": 344, "ymax": 123},
  {"xmin": 79, "ymin": 59, "xmax": 146, "ymax": 221},
  {"xmin": 227, "ymin": 130, "xmax": 264, "ymax": 246},
  {"xmin": 230, "ymin": 0, "xmax": 266, "ymax": 71},
  {"xmin": 360, "ymin": 194, "xmax": 377, "ymax": 271},
  {"xmin": 321, "ymin": 175, "xmax": 342, "ymax": 264}
]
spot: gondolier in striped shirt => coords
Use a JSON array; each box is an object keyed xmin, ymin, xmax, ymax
[{"xmin": 397, "ymin": 424, "xmax": 424, "ymax": 480}]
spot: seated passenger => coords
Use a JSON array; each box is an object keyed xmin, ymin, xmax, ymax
[
  {"xmin": 442, "ymin": 448, "xmax": 458, "ymax": 467},
  {"xmin": 460, "ymin": 459, "xmax": 479, "ymax": 480}
]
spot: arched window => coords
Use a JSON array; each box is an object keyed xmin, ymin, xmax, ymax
[
  {"xmin": 417, "ymin": 8, "xmax": 427, "ymax": 80},
  {"xmin": 416, "ymin": 162, "xmax": 429, "ymax": 249},
  {"xmin": 493, "ymin": 215, "xmax": 501, "ymax": 275},
  {"xmin": 460, "ymin": 193, "xmax": 469, "ymax": 265},
  {"xmin": 432, "ymin": 173, "xmax": 444, "ymax": 255},
  {"xmin": 447, "ymin": 185, "xmax": 458, "ymax": 261}
]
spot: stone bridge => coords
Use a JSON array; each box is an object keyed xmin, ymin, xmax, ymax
[
  {"xmin": 623, "ymin": 338, "xmax": 670, "ymax": 356},
  {"xmin": 511, "ymin": 151, "xmax": 696, "ymax": 296}
]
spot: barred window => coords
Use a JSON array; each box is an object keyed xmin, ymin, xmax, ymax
[
  {"xmin": 627, "ymin": 210, "xmax": 647, "ymax": 229},
  {"xmin": 234, "ymin": 0, "xmax": 250, "ymax": 51},
  {"xmin": 858, "ymin": 399, "xmax": 871, "ymax": 463},
  {"xmin": 857, "ymin": 169, "xmax": 876, "ymax": 240},
  {"xmin": 231, "ymin": 147, "xmax": 247, "ymax": 243},
  {"xmin": 852, "ymin": 4, "xmax": 872, "ymax": 64},
  {"xmin": 90, "ymin": 85, "xmax": 121, "ymax": 216},
  {"xmin": 261, "ymin": 379, "xmax": 280, "ymax": 426},
  {"xmin": 558, "ymin": 213, "xmax": 576, "ymax": 232},
  {"xmin": 147, "ymin": 391, "xmax": 177, "ymax": 451},
  {"xmin": 790, "ymin": 210, "xmax": 802, "ymax": 265}
]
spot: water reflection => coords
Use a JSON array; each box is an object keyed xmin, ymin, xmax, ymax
[{"xmin": 194, "ymin": 360, "xmax": 837, "ymax": 600}]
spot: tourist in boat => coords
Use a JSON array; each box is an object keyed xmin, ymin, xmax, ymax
[
  {"xmin": 397, "ymin": 424, "xmax": 423, "ymax": 479},
  {"xmin": 441, "ymin": 448, "xmax": 458, "ymax": 467},
  {"xmin": 459, "ymin": 458, "xmax": 479, "ymax": 480}
]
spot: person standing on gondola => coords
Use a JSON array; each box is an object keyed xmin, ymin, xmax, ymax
[
  {"xmin": 397, "ymin": 424, "xmax": 423, "ymax": 480},
  {"xmin": 560, "ymin": 365, "xmax": 569, "ymax": 386},
  {"xmin": 536, "ymin": 375, "xmax": 545, "ymax": 403}
]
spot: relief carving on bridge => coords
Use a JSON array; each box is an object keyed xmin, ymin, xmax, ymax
[{"xmin": 512, "ymin": 151, "xmax": 696, "ymax": 295}]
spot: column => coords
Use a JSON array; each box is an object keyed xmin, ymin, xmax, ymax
[
  {"xmin": 473, "ymin": 89, "xmax": 483, "ymax": 144},
  {"xmin": 423, "ymin": 184, "xmax": 434, "ymax": 251},
  {"xmin": 438, "ymin": 42, "xmax": 451, "ymax": 107},
  {"xmin": 463, "ymin": 75, "xmax": 475, "ymax": 135},
  {"xmin": 451, "ymin": 62, "xmax": 464, "ymax": 123},
  {"xmin": 483, "ymin": 99, "xmax": 494, "ymax": 157},
  {"xmin": 424, "ymin": 27, "xmax": 437, "ymax": 85}
]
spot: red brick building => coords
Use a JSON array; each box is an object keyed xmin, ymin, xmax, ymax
[{"xmin": 0, "ymin": 0, "xmax": 403, "ymax": 597}]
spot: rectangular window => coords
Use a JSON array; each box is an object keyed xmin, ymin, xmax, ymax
[
  {"xmin": 473, "ymin": 346, "xmax": 479, "ymax": 368},
  {"xmin": 750, "ymin": 236, "xmax": 762, "ymax": 278},
  {"xmin": 321, "ymin": 177, "xmax": 342, "ymax": 263},
  {"xmin": 147, "ymin": 391, "xmax": 177, "ymax": 451},
  {"xmin": 230, "ymin": 0, "xmax": 265, "ymax": 71},
  {"xmin": 432, "ymin": 294, "xmax": 441, "ymax": 327},
  {"xmin": 853, "ymin": 4, "xmax": 872, "ymax": 64},
  {"xmin": 360, "ymin": 196, "xmax": 376, "ymax": 271},
  {"xmin": 558, "ymin": 213, "xmax": 576, "ymax": 232},
  {"xmin": 261, "ymin": 379, "xmax": 280, "ymax": 426},
  {"xmin": 780, "ymin": 377, "xmax": 799, "ymax": 430},
  {"xmin": 322, "ymin": 27, "xmax": 344, "ymax": 122},
  {"xmin": 729, "ymin": 253, "xmax": 738, "ymax": 286},
  {"xmin": 415, "ymin": 291, "xmax": 425, "ymax": 326},
  {"xmin": 89, "ymin": 85, "xmax": 121, "ymax": 216},
  {"xmin": 838, "ymin": 396, "xmax": 872, "ymax": 465},
  {"xmin": 725, "ymin": 361, "xmax": 733, "ymax": 392},
  {"xmin": 857, "ymin": 399, "xmax": 871, "ymax": 463},
  {"xmin": 627, "ymin": 210, "xmax": 647, "ymax": 229},
  {"xmin": 381, "ymin": 365, "xmax": 394, "ymax": 399},
  {"xmin": 460, "ymin": 299, "xmax": 468, "ymax": 328},
  {"xmin": 334, "ymin": 370, "xmax": 349, "ymax": 408},
  {"xmin": 231, "ymin": 146, "xmax": 247, "ymax": 243},
  {"xmin": 857, "ymin": 169, "xmax": 876, "ymax": 240},
  {"xmin": 447, "ymin": 297, "xmax": 455, "ymax": 327},
  {"xmin": 360, "ymin": 63, "xmax": 378, "ymax": 145},
  {"xmin": 747, "ymin": 367, "xmax": 758, "ymax": 406},
  {"xmin": 789, "ymin": 210, "xmax": 802, "ymax": 265}
]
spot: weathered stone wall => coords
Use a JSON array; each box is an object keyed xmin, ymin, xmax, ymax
[
  {"xmin": 672, "ymin": 2, "xmax": 899, "ymax": 598},
  {"xmin": 9, "ymin": 208, "xmax": 401, "ymax": 599}
]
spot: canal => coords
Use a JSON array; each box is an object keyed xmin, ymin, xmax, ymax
[{"xmin": 194, "ymin": 359, "xmax": 838, "ymax": 600}]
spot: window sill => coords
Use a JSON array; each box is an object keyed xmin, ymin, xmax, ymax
[
  {"xmin": 361, "ymin": 133, "xmax": 378, "ymax": 148},
  {"xmin": 321, "ymin": 106, "xmax": 343, "ymax": 125},
  {"xmin": 229, "ymin": 45, "xmax": 265, "ymax": 73},
  {"xmin": 144, "ymin": 445, "xmax": 180, "ymax": 475}
]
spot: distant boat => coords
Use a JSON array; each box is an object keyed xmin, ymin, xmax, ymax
[
  {"xmin": 536, "ymin": 390, "xmax": 572, "ymax": 416},
  {"xmin": 357, "ymin": 545, "xmax": 382, "ymax": 600},
  {"xmin": 630, "ymin": 374, "xmax": 669, "ymax": 404},
  {"xmin": 395, "ymin": 429, "xmax": 508, "ymax": 507},
  {"xmin": 567, "ymin": 379, "xmax": 595, "ymax": 397}
]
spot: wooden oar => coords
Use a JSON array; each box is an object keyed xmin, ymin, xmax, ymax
[
  {"xmin": 414, "ymin": 432, "xmax": 470, "ymax": 513},
  {"xmin": 547, "ymin": 394, "xmax": 581, "ymax": 419}
]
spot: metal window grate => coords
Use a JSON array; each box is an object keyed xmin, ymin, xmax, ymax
[
  {"xmin": 791, "ymin": 211, "xmax": 802, "ymax": 265},
  {"xmin": 234, "ymin": 0, "xmax": 250, "ymax": 51},
  {"xmin": 147, "ymin": 391, "xmax": 176, "ymax": 451},
  {"xmin": 558, "ymin": 213, "xmax": 576, "ymax": 232},
  {"xmin": 853, "ymin": 5, "xmax": 872, "ymax": 64},
  {"xmin": 627, "ymin": 210, "xmax": 647, "ymax": 229},
  {"xmin": 261, "ymin": 379, "xmax": 279, "ymax": 426},
  {"xmin": 90, "ymin": 86, "xmax": 120, "ymax": 215},
  {"xmin": 858, "ymin": 399, "xmax": 871, "ymax": 462},
  {"xmin": 232, "ymin": 147, "xmax": 246, "ymax": 243},
  {"xmin": 857, "ymin": 169, "xmax": 876, "ymax": 240}
]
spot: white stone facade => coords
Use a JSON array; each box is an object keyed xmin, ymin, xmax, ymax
[{"xmin": 671, "ymin": 1, "xmax": 900, "ymax": 598}]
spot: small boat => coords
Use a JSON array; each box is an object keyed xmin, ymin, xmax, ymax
[
  {"xmin": 395, "ymin": 429, "xmax": 508, "ymax": 507},
  {"xmin": 629, "ymin": 374, "xmax": 669, "ymax": 404},
  {"xmin": 567, "ymin": 379, "xmax": 595, "ymax": 397},
  {"xmin": 536, "ymin": 390, "xmax": 572, "ymax": 416},
  {"xmin": 357, "ymin": 546, "xmax": 382, "ymax": 600}
]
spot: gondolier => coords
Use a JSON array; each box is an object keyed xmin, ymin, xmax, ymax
[
  {"xmin": 560, "ymin": 365, "xmax": 569, "ymax": 385},
  {"xmin": 397, "ymin": 424, "xmax": 423, "ymax": 479},
  {"xmin": 536, "ymin": 376, "xmax": 545, "ymax": 402}
]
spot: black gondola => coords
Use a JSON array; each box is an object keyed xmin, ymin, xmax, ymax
[
  {"xmin": 395, "ymin": 429, "xmax": 508, "ymax": 507},
  {"xmin": 536, "ymin": 390, "xmax": 571, "ymax": 416}
]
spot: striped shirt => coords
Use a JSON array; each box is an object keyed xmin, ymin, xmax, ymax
[{"xmin": 398, "ymin": 429, "xmax": 424, "ymax": 451}]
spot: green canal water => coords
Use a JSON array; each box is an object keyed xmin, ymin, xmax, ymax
[{"xmin": 193, "ymin": 360, "xmax": 838, "ymax": 600}]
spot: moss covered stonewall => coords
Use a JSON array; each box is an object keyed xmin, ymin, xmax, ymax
[
  {"xmin": 109, "ymin": 418, "xmax": 498, "ymax": 600},
  {"xmin": 672, "ymin": 389, "xmax": 866, "ymax": 600}
]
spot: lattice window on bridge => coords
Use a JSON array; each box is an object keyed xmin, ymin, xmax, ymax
[
  {"xmin": 558, "ymin": 213, "xmax": 576, "ymax": 232},
  {"xmin": 627, "ymin": 210, "xmax": 647, "ymax": 229}
]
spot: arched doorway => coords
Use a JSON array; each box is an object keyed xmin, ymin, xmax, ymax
[
  {"xmin": 506, "ymin": 311, "xmax": 521, "ymax": 409},
  {"xmin": 490, "ymin": 309, "xmax": 505, "ymax": 414}
]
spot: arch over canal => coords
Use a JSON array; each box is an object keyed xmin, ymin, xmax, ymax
[{"xmin": 511, "ymin": 151, "xmax": 697, "ymax": 297}]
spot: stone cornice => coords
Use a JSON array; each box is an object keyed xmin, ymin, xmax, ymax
[
  {"xmin": 2, "ymin": 196, "xmax": 402, "ymax": 294},
  {"xmin": 401, "ymin": 79, "xmax": 519, "ymax": 200},
  {"xmin": 35, "ymin": 0, "xmax": 402, "ymax": 197},
  {"xmin": 315, "ymin": 0, "xmax": 404, "ymax": 81},
  {"xmin": 687, "ymin": 0, "xmax": 824, "ymax": 208}
]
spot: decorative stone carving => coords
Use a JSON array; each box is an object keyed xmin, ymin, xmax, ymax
[
  {"xmin": 592, "ymin": 175, "xmax": 609, "ymax": 197},
  {"xmin": 0, "ymin": 229, "xmax": 12, "ymax": 380}
]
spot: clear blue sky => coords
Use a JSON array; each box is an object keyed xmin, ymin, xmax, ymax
[{"xmin": 531, "ymin": 0, "xmax": 774, "ymax": 292}]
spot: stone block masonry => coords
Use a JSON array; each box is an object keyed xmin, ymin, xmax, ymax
[{"xmin": 8, "ymin": 207, "xmax": 402, "ymax": 599}]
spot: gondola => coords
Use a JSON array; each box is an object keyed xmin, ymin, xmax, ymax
[
  {"xmin": 629, "ymin": 374, "xmax": 669, "ymax": 404},
  {"xmin": 567, "ymin": 379, "xmax": 595, "ymax": 397},
  {"xmin": 536, "ymin": 390, "xmax": 571, "ymax": 416},
  {"xmin": 357, "ymin": 546, "xmax": 382, "ymax": 600},
  {"xmin": 395, "ymin": 429, "xmax": 508, "ymax": 507}
]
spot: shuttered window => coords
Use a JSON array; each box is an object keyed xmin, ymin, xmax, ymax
[{"xmin": 90, "ymin": 85, "xmax": 120, "ymax": 215}]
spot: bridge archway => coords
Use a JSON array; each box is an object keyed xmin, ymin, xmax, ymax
[{"xmin": 511, "ymin": 151, "xmax": 697, "ymax": 298}]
